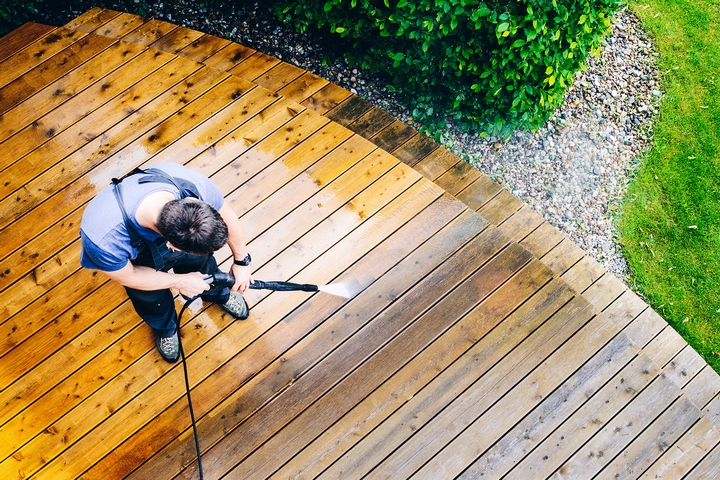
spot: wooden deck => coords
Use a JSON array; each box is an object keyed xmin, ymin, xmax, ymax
[{"xmin": 2, "ymin": 8, "xmax": 720, "ymax": 479}]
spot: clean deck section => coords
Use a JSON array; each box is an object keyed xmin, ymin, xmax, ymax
[{"xmin": 2, "ymin": 8, "xmax": 720, "ymax": 479}]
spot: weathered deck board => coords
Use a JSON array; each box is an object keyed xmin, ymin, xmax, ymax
[
  {"xmin": 1, "ymin": 12, "xmax": 719, "ymax": 480},
  {"xmin": 641, "ymin": 416, "xmax": 720, "ymax": 479},
  {"xmin": 300, "ymin": 82, "xmax": 352, "ymax": 115},
  {"xmin": 278, "ymin": 276, "xmax": 574, "ymax": 479}
]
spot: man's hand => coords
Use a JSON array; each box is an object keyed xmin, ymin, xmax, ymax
[
  {"xmin": 174, "ymin": 272, "xmax": 211, "ymax": 297},
  {"xmin": 104, "ymin": 263, "xmax": 210, "ymax": 297},
  {"xmin": 230, "ymin": 263, "xmax": 252, "ymax": 292}
]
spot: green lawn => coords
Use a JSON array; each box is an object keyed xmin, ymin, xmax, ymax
[{"xmin": 621, "ymin": 0, "xmax": 720, "ymax": 370}]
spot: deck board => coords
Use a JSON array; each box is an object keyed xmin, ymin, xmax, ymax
[
  {"xmin": 0, "ymin": 40, "xmax": 148, "ymax": 134},
  {"xmin": 0, "ymin": 22, "xmax": 56, "ymax": 63},
  {"xmin": 63, "ymin": 6, "xmax": 121, "ymax": 32},
  {"xmin": 177, "ymin": 34, "xmax": 231, "ymax": 63},
  {"xmin": 370, "ymin": 119, "xmax": 418, "ymax": 155},
  {"xmin": 0, "ymin": 46, "xmax": 174, "ymax": 167},
  {"xmin": 0, "ymin": 57, "xmax": 212, "ymax": 225},
  {"xmin": 94, "ymin": 12, "xmax": 147, "ymax": 38},
  {"xmin": 1, "ymin": 13, "xmax": 719, "ymax": 480},
  {"xmin": 641, "ymin": 416, "xmax": 720, "ymax": 479},
  {"xmin": 0, "ymin": 33, "xmax": 116, "ymax": 116},
  {"xmin": 119, "ymin": 18, "xmax": 179, "ymax": 47},
  {"xmin": 279, "ymin": 276, "xmax": 574, "ymax": 479},
  {"xmin": 127, "ymin": 195, "xmax": 473, "ymax": 480},
  {"xmin": 148, "ymin": 25, "xmax": 204, "ymax": 53},
  {"xmin": 300, "ymin": 83, "xmax": 352, "ymax": 115},
  {"xmin": 0, "ymin": 28, "xmax": 93, "ymax": 89}
]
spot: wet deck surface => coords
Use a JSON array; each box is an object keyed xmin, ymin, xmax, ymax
[{"xmin": 2, "ymin": 8, "xmax": 720, "ymax": 479}]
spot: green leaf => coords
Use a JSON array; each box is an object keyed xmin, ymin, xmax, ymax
[
  {"xmin": 475, "ymin": 6, "xmax": 491, "ymax": 18},
  {"xmin": 497, "ymin": 22, "xmax": 510, "ymax": 34},
  {"xmin": 545, "ymin": 66, "xmax": 553, "ymax": 74},
  {"xmin": 511, "ymin": 39, "xmax": 526, "ymax": 48},
  {"xmin": 579, "ymin": 14, "xmax": 587, "ymax": 24},
  {"xmin": 335, "ymin": 26, "xmax": 345, "ymax": 33}
]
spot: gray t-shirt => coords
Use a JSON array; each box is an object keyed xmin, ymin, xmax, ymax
[{"xmin": 80, "ymin": 163, "xmax": 224, "ymax": 272}]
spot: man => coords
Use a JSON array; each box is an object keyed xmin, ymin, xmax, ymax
[{"xmin": 80, "ymin": 162, "xmax": 252, "ymax": 363}]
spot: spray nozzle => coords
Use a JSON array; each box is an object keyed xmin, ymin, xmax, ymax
[{"xmin": 204, "ymin": 272, "xmax": 235, "ymax": 289}]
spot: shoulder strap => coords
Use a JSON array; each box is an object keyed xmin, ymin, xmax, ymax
[
  {"xmin": 111, "ymin": 181, "xmax": 145, "ymax": 250},
  {"xmin": 111, "ymin": 167, "xmax": 145, "ymax": 185},
  {"xmin": 138, "ymin": 168, "xmax": 200, "ymax": 199},
  {"xmin": 112, "ymin": 167, "xmax": 200, "ymax": 200}
]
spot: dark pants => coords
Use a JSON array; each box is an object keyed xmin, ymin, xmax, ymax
[{"xmin": 125, "ymin": 242, "xmax": 230, "ymax": 337}]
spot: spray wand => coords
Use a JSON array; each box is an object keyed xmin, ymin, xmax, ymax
[
  {"xmin": 205, "ymin": 272, "xmax": 353, "ymax": 298},
  {"xmin": 204, "ymin": 271, "xmax": 319, "ymax": 292}
]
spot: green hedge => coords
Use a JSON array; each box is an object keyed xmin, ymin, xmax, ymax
[
  {"xmin": 276, "ymin": 0, "xmax": 623, "ymax": 134},
  {"xmin": 0, "ymin": 0, "xmax": 41, "ymax": 36}
]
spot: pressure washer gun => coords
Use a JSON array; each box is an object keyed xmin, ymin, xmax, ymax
[{"xmin": 204, "ymin": 272, "xmax": 319, "ymax": 292}]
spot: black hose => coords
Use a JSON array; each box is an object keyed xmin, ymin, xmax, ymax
[{"xmin": 177, "ymin": 295, "xmax": 204, "ymax": 480}]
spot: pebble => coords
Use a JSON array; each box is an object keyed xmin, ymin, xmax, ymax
[{"xmin": 37, "ymin": 2, "xmax": 660, "ymax": 280}]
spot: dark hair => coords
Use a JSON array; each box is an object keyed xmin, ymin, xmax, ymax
[{"xmin": 157, "ymin": 198, "xmax": 228, "ymax": 255}]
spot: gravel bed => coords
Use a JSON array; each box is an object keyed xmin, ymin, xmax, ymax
[{"xmin": 35, "ymin": 1, "xmax": 660, "ymax": 279}]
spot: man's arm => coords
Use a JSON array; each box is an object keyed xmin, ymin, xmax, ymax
[
  {"xmin": 104, "ymin": 262, "xmax": 210, "ymax": 297},
  {"xmin": 218, "ymin": 202, "xmax": 253, "ymax": 292}
]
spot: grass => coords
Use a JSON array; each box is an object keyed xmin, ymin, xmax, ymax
[{"xmin": 621, "ymin": 0, "xmax": 720, "ymax": 371}]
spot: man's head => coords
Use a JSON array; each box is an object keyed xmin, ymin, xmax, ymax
[{"xmin": 157, "ymin": 198, "xmax": 228, "ymax": 255}]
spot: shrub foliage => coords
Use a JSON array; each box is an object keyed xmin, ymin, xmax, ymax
[
  {"xmin": 0, "ymin": 0, "xmax": 40, "ymax": 36},
  {"xmin": 276, "ymin": 0, "xmax": 623, "ymax": 134}
]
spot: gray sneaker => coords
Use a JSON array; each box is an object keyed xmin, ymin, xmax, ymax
[
  {"xmin": 221, "ymin": 292, "xmax": 249, "ymax": 320},
  {"xmin": 156, "ymin": 330, "xmax": 180, "ymax": 363}
]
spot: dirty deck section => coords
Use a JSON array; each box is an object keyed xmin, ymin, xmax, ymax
[{"xmin": 1, "ymin": 9, "xmax": 720, "ymax": 479}]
